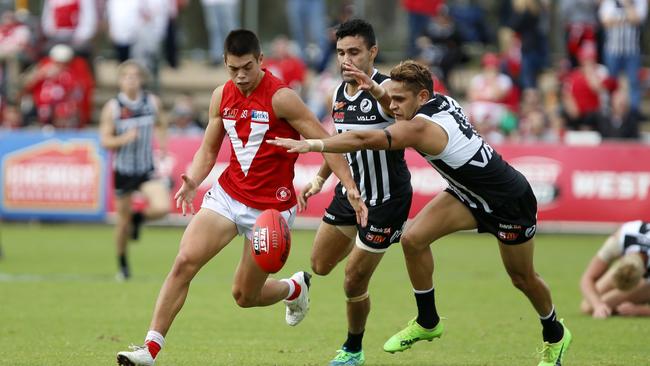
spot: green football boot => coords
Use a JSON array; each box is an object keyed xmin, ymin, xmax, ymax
[
  {"xmin": 383, "ymin": 318, "xmax": 444, "ymax": 353},
  {"xmin": 329, "ymin": 349, "xmax": 365, "ymax": 366},
  {"xmin": 538, "ymin": 319, "xmax": 572, "ymax": 366}
]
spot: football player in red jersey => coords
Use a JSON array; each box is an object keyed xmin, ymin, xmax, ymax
[{"xmin": 116, "ymin": 29, "xmax": 367, "ymax": 366}]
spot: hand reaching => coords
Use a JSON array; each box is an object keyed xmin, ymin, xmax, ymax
[
  {"xmin": 346, "ymin": 187, "xmax": 368, "ymax": 227},
  {"xmin": 174, "ymin": 174, "xmax": 198, "ymax": 216},
  {"xmin": 297, "ymin": 176, "xmax": 325, "ymax": 212},
  {"xmin": 342, "ymin": 62, "xmax": 373, "ymax": 91},
  {"xmin": 267, "ymin": 137, "xmax": 310, "ymax": 153}
]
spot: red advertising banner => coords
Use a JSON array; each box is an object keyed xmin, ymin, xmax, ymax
[
  {"xmin": 500, "ymin": 144, "xmax": 650, "ymax": 223},
  {"xmin": 118, "ymin": 137, "xmax": 650, "ymax": 225}
]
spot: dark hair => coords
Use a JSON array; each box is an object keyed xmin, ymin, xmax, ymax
[
  {"xmin": 224, "ymin": 29, "xmax": 261, "ymax": 59},
  {"xmin": 335, "ymin": 19, "xmax": 376, "ymax": 49},
  {"xmin": 390, "ymin": 60, "xmax": 433, "ymax": 96}
]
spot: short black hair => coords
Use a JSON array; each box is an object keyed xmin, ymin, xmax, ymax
[
  {"xmin": 335, "ymin": 19, "xmax": 376, "ymax": 49},
  {"xmin": 224, "ymin": 29, "xmax": 261, "ymax": 59}
]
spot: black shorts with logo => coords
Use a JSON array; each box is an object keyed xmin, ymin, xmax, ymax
[
  {"xmin": 446, "ymin": 184, "xmax": 537, "ymax": 245},
  {"xmin": 323, "ymin": 192, "xmax": 412, "ymax": 251},
  {"xmin": 114, "ymin": 169, "xmax": 155, "ymax": 197}
]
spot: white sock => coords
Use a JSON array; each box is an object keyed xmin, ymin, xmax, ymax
[
  {"xmin": 413, "ymin": 287, "xmax": 434, "ymax": 294},
  {"xmin": 281, "ymin": 278, "xmax": 296, "ymax": 299},
  {"xmin": 145, "ymin": 330, "xmax": 165, "ymax": 348}
]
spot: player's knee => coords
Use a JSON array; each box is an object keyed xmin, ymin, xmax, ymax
[
  {"xmin": 401, "ymin": 231, "xmax": 425, "ymax": 252},
  {"xmin": 232, "ymin": 288, "xmax": 258, "ymax": 308},
  {"xmin": 170, "ymin": 253, "xmax": 200, "ymax": 280},
  {"xmin": 343, "ymin": 268, "xmax": 370, "ymax": 296},
  {"xmin": 148, "ymin": 202, "xmax": 171, "ymax": 219},
  {"xmin": 311, "ymin": 258, "xmax": 334, "ymax": 276},
  {"xmin": 508, "ymin": 271, "xmax": 535, "ymax": 291}
]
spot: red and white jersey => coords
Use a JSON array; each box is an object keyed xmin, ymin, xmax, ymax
[{"xmin": 218, "ymin": 70, "xmax": 300, "ymax": 211}]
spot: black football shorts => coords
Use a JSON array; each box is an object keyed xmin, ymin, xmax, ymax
[
  {"xmin": 446, "ymin": 184, "xmax": 537, "ymax": 245},
  {"xmin": 323, "ymin": 192, "xmax": 412, "ymax": 251}
]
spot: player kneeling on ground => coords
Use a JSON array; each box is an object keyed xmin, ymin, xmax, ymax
[{"xmin": 581, "ymin": 220, "xmax": 650, "ymax": 318}]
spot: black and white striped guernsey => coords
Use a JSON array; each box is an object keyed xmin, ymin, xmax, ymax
[
  {"xmin": 112, "ymin": 92, "xmax": 157, "ymax": 175},
  {"xmin": 332, "ymin": 70, "xmax": 411, "ymax": 206},
  {"xmin": 415, "ymin": 95, "xmax": 529, "ymax": 212}
]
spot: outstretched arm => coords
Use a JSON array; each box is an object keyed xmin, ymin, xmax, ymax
[
  {"xmin": 175, "ymin": 86, "xmax": 226, "ymax": 215},
  {"xmin": 273, "ymin": 88, "xmax": 367, "ymax": 226},
  {"xmin": 268, "ymin": 117, "xmax": 429, "ymax": 154}
]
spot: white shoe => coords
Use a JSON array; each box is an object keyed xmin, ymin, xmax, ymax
[
  {"xmin": 117, "ymin": 345, "xmax": 154, "ymax": 366},
  {"xmin": 284, "ymin": 271, "xmax": 312, "ymax": 326}
]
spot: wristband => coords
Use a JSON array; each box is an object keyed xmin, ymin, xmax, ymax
[
  {"xmin": 310, "ymin": 175, "xmax": 326, "ymax": 192},
  {"xmin": 306, "ymin": 139, "xmax": 325, "ymax": 152}
]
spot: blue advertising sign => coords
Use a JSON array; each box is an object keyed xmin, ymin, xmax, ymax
[{"xmin": 0, "ymin": 130, "xmax": 108, "ymax": 221}]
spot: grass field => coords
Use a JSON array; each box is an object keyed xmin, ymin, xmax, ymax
[{"xmin": 0, "ymin": 222, "xmax": 647, "ymax": 366}]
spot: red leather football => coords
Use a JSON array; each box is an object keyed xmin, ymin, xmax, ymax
[{"xmin": 251, "ymin": 209, "xmax": 291, "ymax": 273}]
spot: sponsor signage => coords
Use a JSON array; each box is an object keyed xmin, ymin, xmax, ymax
[
  {"xmin": 145, "ymin": 140, "xmax": 650, "ymax": 225},
  {"xmin": 3, "ymin": 131, "xmax": 649, "ymax": 226},
  {"xmin": 0, "ymin": 131, "xmax": 107, "ymax": 221}
]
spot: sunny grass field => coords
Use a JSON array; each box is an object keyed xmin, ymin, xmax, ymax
[{"xmin": 0, "ymin": 223, "xmax": 648, "ymax": 366}]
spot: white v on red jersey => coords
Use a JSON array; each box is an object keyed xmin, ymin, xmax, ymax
[{"xmin": 217, "ymin": 70, "xmax": 300, "ymax": 211}]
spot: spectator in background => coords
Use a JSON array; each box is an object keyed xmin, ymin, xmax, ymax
[
  {"xmin": 168, "ymin": 93, "xmax": 204, "ymax": 136},
  {"xmin": 448, "ymin": 0, "xmax": 492, "ymax": 45},
  {"xmin": 163, "ymin": 0, "xmax": 189, "ymax": 69},
  {"xmin": 602, "ymin": 84, "xmax": 640, "ymax": 139},
  {"xmin": 285, "ymin": 0, "xmax": 327, "ymax": 68},
  {"xmin": 201, "ymin": 0, "xmax": 238, "ymax": 66},
  {"xmin": 466, "ymin": 52, "xmax": 515, "ymax": 144},
  {"xmin": 580, "ymin": 220, "xmax": 650, "ymax": 318},
  {"xmin": 99, "ymin": 60, "xmax": 170, "ymax": 280},
  {"xmin": 0, "ymin": 103, "xmax": 22, "ymax": 130},
  {"xmin": 509, "ymin": 0, "xmax": 549, "ymax": 90},
  {"xmin": 316, "ymin": 0, "xmax": 356, "ymax": 73},
  {"xmin": 107, "ymin": 0, "xmax": 169, "ymax": 89},
  {"xmin": 41, "ymin": 0, "xmax": 97, "ymax": 57},
  {"xmin": 431, "ymin": 72, "xmax": 448, "ymax": 95},
  {"xmin": 561, "ymin": 42, "xmax": 609, "ymax": 132},
  {"xmin": 516, "ymin": 88, "xmax": 560, "ymax": 143},
  {"xmin": 264, "ymin": 35, "xmax": 307, "ymax": 94},
  {"xmin": 559, "ymin": 0, "xmax": 601, "ymax": 68},
  {"xmin": 402, "ymin": 0, "xmax": 443, "ymax": 58},
  {"xmin": 22, "ymin": 44, "xmax": 94, "ymax": 128},
  {"xmin": 0, "ymin": 10, "xmax": 30, "ymax": 59},
  {"xmin": 0, "ymin": 9, "xmax": 31, "ymax": 103},
  {"xmin": 599, "ymin": 0, "xmax": 647, "ymax": 120},
  {"xmin": 416, "ymin": 5, "xmax": 468, "ymax": 92}
]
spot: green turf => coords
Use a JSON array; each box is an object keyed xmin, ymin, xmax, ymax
[{"xmin": 0, "ymin": 222, "xmax": 647, "ymax": 365}]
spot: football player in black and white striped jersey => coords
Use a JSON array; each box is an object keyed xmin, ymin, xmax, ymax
[
  {"xmin": 270, "ymin": 60, "xmax": 572, "ymax": 366},
  {"xmin": 99, "ymin": 60, "xmax": 171, "ymax": 281},
  {"xmin": 580, "ymin": 220, "xmax": 650, "ymax": 318},
  {"xmin": 296, "ymin": 19, "xmax": 412, "ymax": 366}
]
